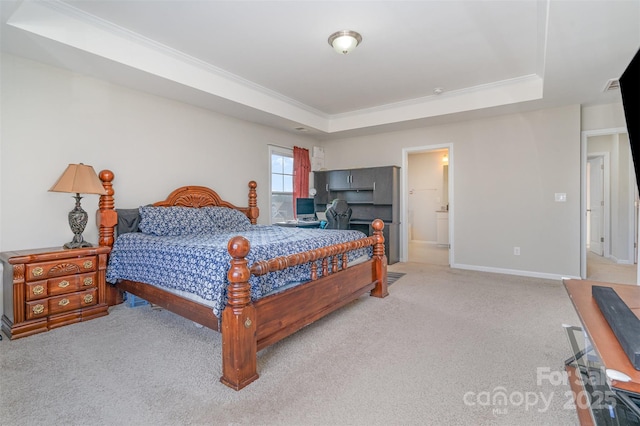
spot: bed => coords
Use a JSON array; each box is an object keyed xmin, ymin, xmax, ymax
[{"xmin": 96, "ymin": 170, "xmax": 388, "ymax": 390}]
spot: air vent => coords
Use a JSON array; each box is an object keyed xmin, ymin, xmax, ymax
[{"xmin": 604, "ymin": 78, "xmax": 620, "ymax": 92}]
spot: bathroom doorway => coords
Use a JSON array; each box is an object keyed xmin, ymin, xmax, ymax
[
  {"xmin": 403, "ymin": 145, "xmax": 452, "ymax": 265},
  {"xmin": 581, "ymin": 128, "xmax": 637, "ymax": 284}
]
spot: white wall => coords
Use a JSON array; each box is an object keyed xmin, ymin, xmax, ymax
[
  {"xmin": 582, "ymin": 103, "xmax": 628, "ymax": 131},
  {"xmin": 321, "ymin": 105, "xmax": 582, "ymax": 279},
  {"xmin": 0, "ymin": 53, "xmax": 316, "ymax": 317}
]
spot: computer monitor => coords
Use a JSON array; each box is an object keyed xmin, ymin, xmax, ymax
[{"xmin": 295, "ymin": 198, "xmax": 315, "ymax": 220}]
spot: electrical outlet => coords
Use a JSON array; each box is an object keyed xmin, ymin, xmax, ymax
[{"xmin": 514, "ymin": 247, "xmax": 521, "ymax": 256}]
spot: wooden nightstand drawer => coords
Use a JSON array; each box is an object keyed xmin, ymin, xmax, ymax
[
  {"xmin": 25, "ymin": 281, "xmax": 48, "ymax": 301},
  {"xmin": 49, "ymin": 272, "xmax": 97, "ymax": 297},
  {"xmin": 25, "ymin": 289, "xmax": 97, "ymax": 320},
  {"xmin": 25, "ymin": 256, "xmax": 97, "ymax": 282},
  {"xmin": 25, "ymin": 272, "xmax": 97, "ymax": 301},
  {"xmin": 48, "ymin": 289, "xmax": 97, "ymax": 316},
  {"xmin": 25, "ymin": 300, "xmax": 48, "ymax": 320}
]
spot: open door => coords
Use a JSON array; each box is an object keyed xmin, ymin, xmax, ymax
[{"xmin": 588, "ymin": 156, "xmax": 605, "ymax": 256}]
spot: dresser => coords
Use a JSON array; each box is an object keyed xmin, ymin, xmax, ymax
[{"xmin": 1, "ymin": 246, "xmax": 110, "ymax": 339}]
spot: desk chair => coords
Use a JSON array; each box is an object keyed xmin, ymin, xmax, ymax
[{"xmin": 326, "ymin": 199, "xmax": 352, "ymax": 229}]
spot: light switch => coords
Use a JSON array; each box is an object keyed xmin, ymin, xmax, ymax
[{"xmin": 555, "ymin": 193, "xmax": 567, "ymax": 202}]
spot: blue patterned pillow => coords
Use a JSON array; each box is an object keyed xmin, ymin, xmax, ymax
[
  {"xmin": 139, "ymin": 206, "xmax": 214, "ymax": 236},
  {"xmin": 204, "ymin": 207, "xmax": 251, "ymax": 232}
]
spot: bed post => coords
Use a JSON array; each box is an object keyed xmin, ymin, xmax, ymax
[
  {"xmin": 370, "ymin": 219, "xmax": 389, "ymax": 298},
  {"xmin": 97, "ymin": 170, "xmax": 117, "ymax": 247},
  {"xmin": 97, "ymin": 170, "xmax": 122, "ymax": 306},
  {"xmin": 247, "ymin": 180, "xmax": 259, "ymax": 224},
  {"xmin": 221, "ymin": 236, "xmax": 259, "ymax": 390}
]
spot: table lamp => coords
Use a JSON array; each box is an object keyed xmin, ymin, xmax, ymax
[{"xmin": 49, "ymin": 163, "xmax": 107, "ymax": 249}]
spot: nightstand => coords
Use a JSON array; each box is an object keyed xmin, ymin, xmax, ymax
[{"xmin": 1, "ymin": 245, "xmax": 110, "ymax": 339}]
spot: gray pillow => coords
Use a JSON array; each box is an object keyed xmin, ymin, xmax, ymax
[{"xmin": 116, "ymin": 208, "xmax": 141, "ymax": 236}]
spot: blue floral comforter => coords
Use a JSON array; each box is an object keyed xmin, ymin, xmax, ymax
[{"xmin": 106, "ymin": 225, "xmax": 371, "ymax": 317}]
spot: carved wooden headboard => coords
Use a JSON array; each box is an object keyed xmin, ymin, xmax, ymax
[
  {"xmin": 153, "ymin": 184, "xmax": 259, "ymax": 224},
  {"xmin": 97, "ymin": 170, "xmax": 259, "ymax": 248}
]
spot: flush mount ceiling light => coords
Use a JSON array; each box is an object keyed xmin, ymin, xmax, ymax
[{"xmin": 328, "ymin": 30, "xmax": 362, "ymax": 54}]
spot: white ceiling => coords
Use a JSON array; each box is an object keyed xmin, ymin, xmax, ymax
[{"xmin": 2, "ymin": 0, "xmax": 639, "ymax": 139}]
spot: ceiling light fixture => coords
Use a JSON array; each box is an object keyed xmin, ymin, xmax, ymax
[{"xmin": 328, "ymin": 30, "xmax": 362, "ymax": 55}]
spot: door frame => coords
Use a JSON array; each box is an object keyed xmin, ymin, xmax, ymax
[
  {"xmin": 401, "ymin": 143, "xmax": 454, "ymax": 264},
  {"xmin": 580, "ymin": 127, "xmax": 629, "ymax": 279}
]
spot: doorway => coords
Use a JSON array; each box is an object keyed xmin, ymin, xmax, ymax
[
  {"xmin": 586, "ymin": 154, "xmax": 607, "ymax": 257},
  {"xmin": 402, "ymin": 144, "xmax": 453, "ymax": 265},
  {"xmin": 581, "ymin": 128, "xmax": 637, "ymax": 284}
]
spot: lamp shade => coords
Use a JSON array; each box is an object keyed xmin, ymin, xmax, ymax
[
  {"xmin": 328, "ymin": 30, "xmax": 362, "ymax": 55},
  {"xmin": 49, "ymin": 163, "xmax": 107, "ymax": 195}
]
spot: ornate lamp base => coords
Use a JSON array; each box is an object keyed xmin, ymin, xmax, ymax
[
  {"xmin": 64, "ymin": 240, "xmax": 93, "ymax": 249},
  {"xmin": 64, "ymin": 193, "xmax": 93, "ymax": 250}
]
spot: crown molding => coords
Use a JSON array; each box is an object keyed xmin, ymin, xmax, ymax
[{"xmin": 7, "ymin": 0, "xmax": 547, "ymax": 135}]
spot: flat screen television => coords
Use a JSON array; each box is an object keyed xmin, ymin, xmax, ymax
[
  {"xmin": 295, "ymin": 198, "xmax": 315, "ymax": 220},
  {"xmin": 620, "ymin": 48, "xmax": 640, "ymax": 190}
]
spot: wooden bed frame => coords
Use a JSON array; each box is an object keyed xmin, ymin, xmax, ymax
[{"xmin": 96, "ymin": 170, "xmax": 388, "ymax": 390}]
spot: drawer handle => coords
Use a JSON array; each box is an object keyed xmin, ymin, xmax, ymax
[
  {"xmin": 83, "ymin": 260, "xmax": 93, "ymax": 269},
  {"xmin": 58, "ymin": 298, "xmax": 70, "ymax": 307},
  {"xmin": 58, "ymin": 280, "xmax": 70, "ymax": 288},
  {"xmin": 32, "ymin": 304, "xmax": 45, "ymax": 315},
  {"xmin": 32, "ymin": 285, "xmax": 45, "ymax": 295},
  {"xmin": 83, "ymin": 277, "xmax": 93, "ymax": 286},
  {"xmin": 32, "ymin": 267, "xmax": 44, "ymax": 277},
  {"xmin": 83, "ymin": 294, "xmax": 94, "ymax": 304}
]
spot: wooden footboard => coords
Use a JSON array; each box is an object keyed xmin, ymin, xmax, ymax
[
  {"xmin": 254, "ymin": 261, "xmax": 377, "ymax": 350},
  {"xmin": 97, "ymin": 170, "xmax": 388, "ymax": 391},
  {"xmin": 222, "ymin": 220, "xmax": 387, "ymax": 389}
]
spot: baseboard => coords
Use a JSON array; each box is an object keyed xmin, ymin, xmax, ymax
[
  {"xmin": 609, "ymin": 255, "xmax": 633, "ymax": 265},
  {"xmin": 451, "ymin": 263, "xmax": 581, "ymax": 281}
]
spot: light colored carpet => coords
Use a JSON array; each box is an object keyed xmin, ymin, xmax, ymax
[{"xmin": 0, "ymin": 263, "xmax": 581, "ymax": 425}]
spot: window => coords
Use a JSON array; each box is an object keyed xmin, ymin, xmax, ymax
[{"xmin": 270, "ymin": 147, "xmax": 294, "ymax": 223}]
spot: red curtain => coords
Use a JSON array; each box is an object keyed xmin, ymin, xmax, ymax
[{"xmin": 293, "ymin": 146, "xmax": 311, "ymax": 216}]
